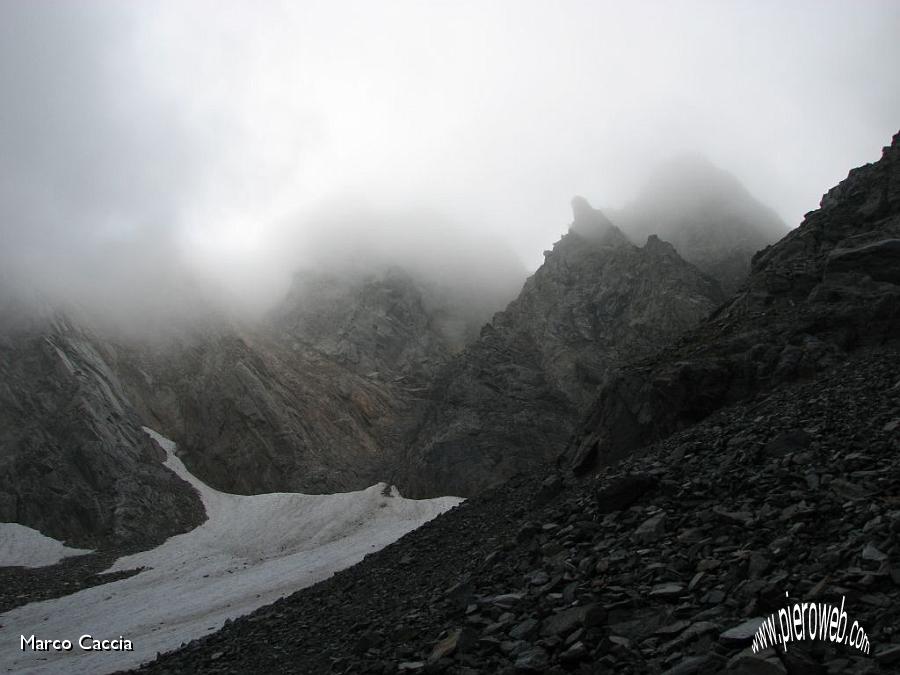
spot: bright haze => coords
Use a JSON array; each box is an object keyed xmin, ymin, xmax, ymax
[{"xmin": 1, "ymin": 1, "xmax": 899, "ymax": 323}]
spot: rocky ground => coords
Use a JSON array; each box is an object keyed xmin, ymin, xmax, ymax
[
  {"xmin": 125, "ymin": 341, "xmax": 900, "ymax": 674},
  {"xmin": 0, "ymin": 549, "xmax": 142, "ymax": 614}
]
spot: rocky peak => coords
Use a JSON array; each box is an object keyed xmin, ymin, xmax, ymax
[
  {"xmin": 610, "ymin": 155, "xmax": 788, "ymax": 294},
  {"xmin": 566, "ymin": 129, "xmax": 900, "ymax": 475},
  {"xmin": 272, "ymin": 267, "xmax": 459, "ymax": 383},
  {"xmin": 398, "ymin": 206, "xmax": 723, "ymax": 498},
  {"xmin": 569, "ymin": 195, "xmax": 618, "ymax": 241},
  {"xmin": 643, "ymin": 234, "xmax": 679, "ymax": 258}
]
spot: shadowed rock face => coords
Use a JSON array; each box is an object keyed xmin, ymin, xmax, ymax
[
  {"xmin": 566, "ymin": 131, "xmax": 900, "ymax": 475},
  {"xmin": 399, "ymin": 200, "xmax": 724, "ymax": 498},
  {"xmin": 270, "ymin": 268, "xmax": 471, "ymax": 385},
  {"xmin": 612, "ymin": 154, "xmax": 789, "ymax": 294},
  {"xmin": 116, "ymin": 328, "xmax": 405, "ymax": 498},
  {"xmin": 0, "ymin": 313, "xmax": 205, "ymax": 549}
]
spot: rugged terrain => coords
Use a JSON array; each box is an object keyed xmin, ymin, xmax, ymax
[
  {"xmin": 0, "ymin": 310, "xmax": 204, "ymax": 548},
  {"xmin": 118, "ymin": 131, "xmax": 900, "ymax": 674},
  {"xmin": 611, "ymin": 154, "xmax": 789, "ymax": 294},
  {"xmin": 566, "ymin": 132, "xmax": 900, "ymax": 476},
  {"xmin": 117, "ymin": 328, "xmax": 406, "ymax": 496},
  {"xmin": 400, "ymin": 199, "xmax": 723, "ymax": 497},
  {"xmin": 129, "ymin": 342, "xmax": 900, "ymax": 675}
]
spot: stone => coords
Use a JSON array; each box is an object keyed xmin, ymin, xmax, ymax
[
  {"xmin": 559, "ymin": 641, "xmax": 587, "ymax": 664},
  {"xmin": 508, "ymin": 618, "xmax": 539, "ymax": 640},
  {"xmin": 719, "ymin": 618, "xmax": 766, "ymax": 646},
  {"xmin": 428, "ymin": 628, "xmax": 473, "ymax": 663},
  {"xmin": 514, "ymin": 647, "xmax": 549, "ymax": 672},
  {"xmin": 875, "ymin": 645, "xmax": 900, "ymax": 665},
  {"xmin": 726, "ymin": 653, "xmax": 787, "ymax": 674},
  {"xmin": 826, "ymin": 238, "xmax": 900, "ymax": 284},
  {"xmin": 649, "ymin": 583, "xmax": 685, "ymax": 600},
  {"xmin": 540, "ymin": 604, "xmax": 604, "ymax": 637},
  {"xmin": 595, "ymin": 474, "xmax": 659, "ymax": 513},
  {"xmin": 662, "ymin": 653, "xmax": 728, "ymax": 675},
  {"xmin": 634, "ymin": 513, "xmax": 667, "ymax": 544},
  {"xmin": 861, "ymin": 543, "xmax": 887, "ymax": 562}
]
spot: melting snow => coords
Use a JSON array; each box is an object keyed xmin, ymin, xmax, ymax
[
  {"xmin": 0, "ymin": 427, "xmax": 462, "ymax": 674},
  {"xmin": 0, "ymin": 523, "xmax": 91, "ymax": 568}
]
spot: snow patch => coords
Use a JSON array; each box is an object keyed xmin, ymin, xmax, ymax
[
  {"xmin": 0, "ymin": 427, "xmax": 462, "ymax": 675},
  {"xmin": 0, "ymin": 523, "xmax": 92, "ymax": 568}
]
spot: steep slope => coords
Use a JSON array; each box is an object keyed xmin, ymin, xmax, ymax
[
  {"xmin": 612, "ymin": 155, "xmax": 789, "ymax": 293},
  {"xmin": 400, "ymin": 199, "xmax": 724, "ymax": 497},
  {"xmin": 117, "ymin": 263, "xmax": 512, "ymax": 497},
  {"xmin": 567, "ymin": 131, "xmax": 900, "ymax": 475},
  {"xmin": 115, "ymin": 326, "xmax": 407, "ymax": 496},
  {"xmin": 271, "ymin": 268, "xmax": 472, "ymax": 384},
  {"xmin": 0, "ymin": 311, "xmax": 204, "ymax": 548},
  {"xmin": 130, "ymin": 342, "xmax": 900, "ymax": 674}
]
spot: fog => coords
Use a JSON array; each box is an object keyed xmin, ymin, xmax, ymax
[{"xmin": 1, "ymin": 1, "xmax": 899, "ymax": 326}]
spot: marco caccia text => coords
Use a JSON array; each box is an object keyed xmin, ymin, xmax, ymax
[{"xmin": 21, "ymin": 634, "xmax": 134, "ymax": 652}]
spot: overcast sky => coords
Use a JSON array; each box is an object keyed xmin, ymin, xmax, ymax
[{"xmin": 1, "ymin": 0, "xmax": 899, "ymax": 316}]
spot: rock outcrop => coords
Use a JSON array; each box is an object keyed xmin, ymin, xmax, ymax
[
  {"xmin": 400, "ymin": 200, "xmax": 724, "ymax": 497},
  {"xmin": 271, "ymin": 268, "xmax": 472, "ymax": 384},
  {"xmin": 567, "ymin": 131, "xmax": 900, "ymax": 475},
  {"xmin": 0, "ymin": 311, "xmax": 205, "ymax": 549},
  {"xmin": 116, "ymin": 326, "xmax": 407, "ymax": 497},
  {"xmin": 612, "ymin": 154, "xmax": 789, "ymax": 294}
]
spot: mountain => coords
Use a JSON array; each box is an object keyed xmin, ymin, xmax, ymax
[
  {"xmin": 612, "ymin": 154, "xmax": 789, "ymax": 293},
  {"xmin": 129, "ymin": 345, "xmax": 900, "ymax": 675},
  {"xmin": 398, "ymin": 198, "xmax": 724, "ymax": 497},
  {"xmin": 0, "ymin": 261, "xmax": 519, "ymax": 545},
  {"xmin": 124, "ymin": 131, "xmax": 900, "ymax": 675},
  {"xmin": 566, "ymin": 131, "xmax": 900, "ymax": 475},
  {"xmin": 271, "ymin": 267, "xmax": 484, "ymax": 384},
  {"xmin": 115, "ymin": 326, "xmax": 405, "ymax": 497},
  {"xmin": 0, "ymin": 310, "xmax": 204, "ymax": 549},
  {"xmin": 0, "ymin": 150, "xmax": 832, "ymax": 549}
]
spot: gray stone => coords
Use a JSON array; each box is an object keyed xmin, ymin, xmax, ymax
[
  {"xmin": 634, "ymin": 513, "xmax": 667, "ymax": 544},
  {"xmin": 719, "ymin": 618, "xmax": 766, "ymax": 646}
]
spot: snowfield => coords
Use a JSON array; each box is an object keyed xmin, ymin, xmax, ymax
[
  {"xmin": 0, "ymin": 523, "xmax": 91, "ymax": 569},
  {"xmin": 0, "ymin": 428, "xmax": 462, "ymax": 674}
]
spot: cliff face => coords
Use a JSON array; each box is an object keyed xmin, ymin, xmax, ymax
[
  {"xmin": 0, "ymin": 312, "xmax": 205, "ymax": 548},
  {"xmin": 612, "ymin": 155, "xmax": 789, "ymax": 294},
  {"xmin": 271, "ymin": 268, "xmax": 476, "ymax": 385},
  {"xmin": 566, "ymin": 132, "xmax": 900, "ymax": 475},
  {"xmin": 399, "ymin": 199, "xmax": 724, "ymax": 497},
  {"xmin": 120, "ymin": 331, "xmax": 399, "ymax": 496}
]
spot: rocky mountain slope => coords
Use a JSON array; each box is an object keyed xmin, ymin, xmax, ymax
[
  {"xmin": 399, "ymin": 199, "xmax": 723, "ymax": 497},
  {"xmin": 116, "ymin": 328, "xmax": 405, "ymax": 497},
  {"xmin": 0, "ymin": 259, "xmax": 512, "ymax": 547},
  {"xmin": 611, "ymin": 155, "xmax": 789, "ymax": 294},
  {"xmin": 566, "ymin": 131, "xmax": 900, "ymax": 476},
  {"xmin": 0, "ymin": 310, "xmax": 204, "ymax": 549},
  {"xmin": 129, "ymin": 342, "xmax": 900, "ymax": 675},
  {"xmin": 119, "ymin": 130, "xmax": 900, "ymax": 675},
  {"xmin": 271, "ymin": 267, "xmax": 481, "ymax": 385}
]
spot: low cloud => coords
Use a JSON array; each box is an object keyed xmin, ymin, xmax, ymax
[{"xmin": 1, "ymin": 1, "xmax": 898, "ymax": 327}]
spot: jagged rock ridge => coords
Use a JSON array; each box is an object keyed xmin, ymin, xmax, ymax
[
  {"xmin": 399, "ymin": 198, "xmax": 724, "ymax": 497},
  {"xmin": 611, "ymin": 154, "xmax": 789, "ymax": 294},
  {"xmin": 567, "ymin": 131, "xmax": 900, "ymax": 475}
]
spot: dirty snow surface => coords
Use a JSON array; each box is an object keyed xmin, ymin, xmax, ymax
[
  {"xmin": 0, "ymin": 428, "xmax": 462, "ymax": 674},
  {"xmin": 0, "ymin": 523, "xmax": 92, "ymax": 568}
]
